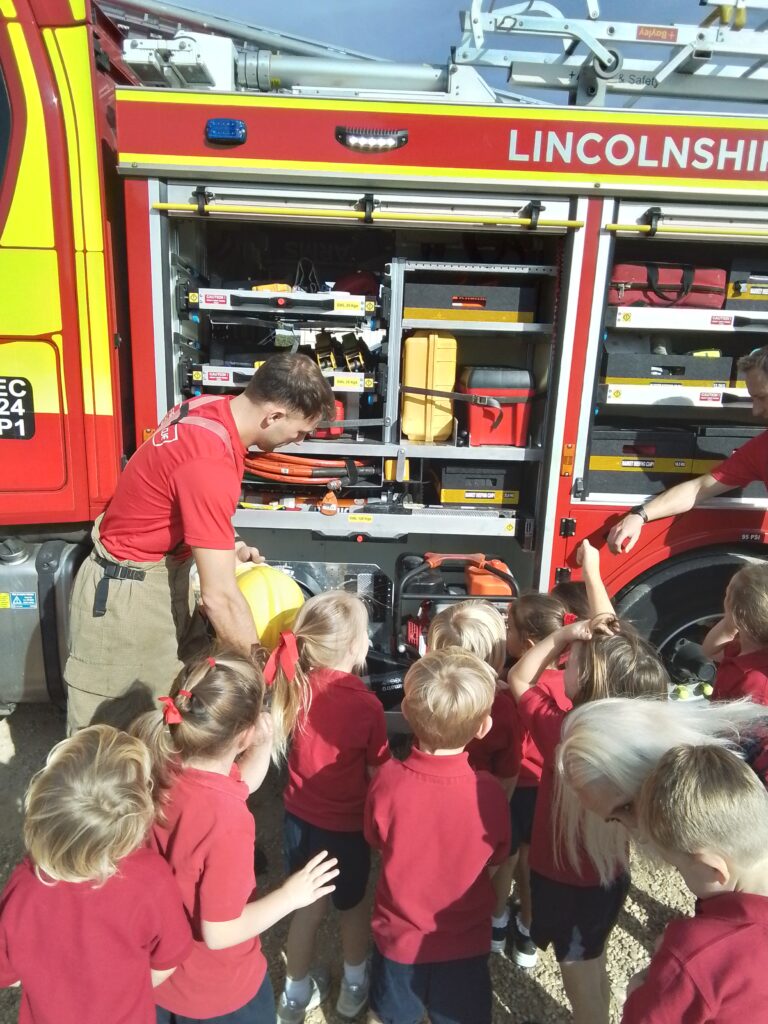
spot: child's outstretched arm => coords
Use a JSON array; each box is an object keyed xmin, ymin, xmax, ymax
[
  {"xmin": 237, "ymin": 712, "xmax": 273, "ymax": 793},
  {"xmin": 201, "ymin": 851, "xmax": 339, "ymax": 950},
  {"xmin": 507, "ymin": 620, "xmax": 592, "ymax": 702},
  {"xmin": 577, "ymin": 539, "xmax": 615, "ymax": 619}
]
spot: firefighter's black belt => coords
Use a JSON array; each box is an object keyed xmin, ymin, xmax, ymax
[{"xmin": 92, "ymin": 554, "xmax": 146, "ymax": 618}]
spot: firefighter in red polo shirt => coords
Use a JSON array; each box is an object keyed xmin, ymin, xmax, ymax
[
  {"xmin": 64, "ymin": 353, "xmax": 335, "ymax": 733},
  {"xmin": 608, "ymin": 345, "xmax": 768, "ymax": 554}
]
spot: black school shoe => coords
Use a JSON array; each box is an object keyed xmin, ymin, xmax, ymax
[{"xmin": 511, "ymin": 919, "xmax": 538, "ymax": 968}]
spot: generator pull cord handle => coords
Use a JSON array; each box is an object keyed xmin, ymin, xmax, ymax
[{"xmin": 424, "ymin": 552, "xmax": 487, "ymax": 569}]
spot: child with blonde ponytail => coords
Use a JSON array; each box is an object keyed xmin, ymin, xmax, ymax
[
  {"xmin": 133, "ymin": 651, "xmax": 338, "ymax": 1024},
  {"xmin": 268, "ymin": 591, "xmax": 390, "ymax": 1024}
]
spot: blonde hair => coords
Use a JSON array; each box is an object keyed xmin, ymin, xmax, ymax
[
  {"xmin": 638, "ymin": 744, "xmax": 768, "ymax": 867},
  {"xmin": 403, "ymin": 647, "xmax": 496, "ymax": 749},
  {"xmin": 728, "ymin": 564, "xmax": 768, "ymax": 646},
  {"xmin": 555, "ymin": 697, "xmax": 768, "ymax": 884},
  {"xmin": 569, "ymin": 618, "xmax": 669, "ymax": 706},
  {"xmin": 23, "ymin": 725, "xmax": 153, "ymax": 886},
  {"xmin": 428, "ymin": 600, "xmax": 507, "ymax": 675},
  {"xmin": 270, "ymin": 590, "xmax": 369, "ymax": 761},
  {"xmin": 509, "ymin": 592, "xmax": 567, "ymax": 644},
  {"xmin": 132, "ymin": 650, "xmax": 265, "ymax": 801}
]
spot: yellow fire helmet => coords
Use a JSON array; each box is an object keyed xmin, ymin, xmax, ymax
[{"xmin": 235, "ymin": 563, "xmax": 305, "ymax": 651}]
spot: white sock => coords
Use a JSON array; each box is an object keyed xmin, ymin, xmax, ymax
[
  {"xmin": 284, "ymin": 975, "xmax": 311, "ymax": 1004},
  {"xmin": 344, "ymin": 959, "xmax": 368, "ymax": 986},
  {"xmin": 516, "ymin": 914, "xmax": 530, "ymax": 937},
  {"xmin": 492, "ymin": 909, "xmax": 510, "ymax": 929}
]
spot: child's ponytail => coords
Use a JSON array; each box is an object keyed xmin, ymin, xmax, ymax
[
  {"xmin": 132, "ymin": 650, "xmax": 266, "ymax": 805},
  {"xmin": 268, "ymin": 590, "xmax": 369, "ymax": 761}
]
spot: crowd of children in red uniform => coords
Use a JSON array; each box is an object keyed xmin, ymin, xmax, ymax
[{"xmin": 2, "ymin": 543, "xmax": 768, "ymax": 1024}]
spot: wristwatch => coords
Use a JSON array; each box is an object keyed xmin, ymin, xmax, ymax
[{"xmin": 628, "ymin": 504, "xmax": 649, "ymax": 523}]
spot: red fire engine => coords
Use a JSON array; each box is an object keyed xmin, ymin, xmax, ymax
[{"xmin": 3, "ymin": 0, "xmax": 768, "ymax": 708}]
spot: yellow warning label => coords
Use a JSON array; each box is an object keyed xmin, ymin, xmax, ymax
[
  {"xmin": 334, "ymin": 374, "xmax": 362, "ymax": 390},
  {"xmin": 0, "ymin": 594, "xmax": 9, "ymax": 609},
  {"xmin": 192, "ymin": 370, "xmax": 202, "ymax": 381},
  {"xmin": 364, "ymin": 377, "xmax": 374, "ymax": 389},
  {"xmin": 188, "ymin": 292, "xmax": 199, "ymax": 304},
  {"xmin": 504, "ymin": 522, "xmax": 516, "ymax": 533},
  {"xmin": 365, "ymin": 300, "xmax": 375, "ymax": 312},
  {"xmin": 349, "ymin": 513, "xmax": 373, "ymax": 524},
  {"xmin": 334, "ymin": 299, "xmax": 362, "ymax": 312}
]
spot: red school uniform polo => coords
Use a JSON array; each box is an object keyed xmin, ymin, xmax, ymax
[
  {"xmin": 710, "ymin": 429, "xmax": 768, "ymax": 492},
  {"xmin": 284, "ymin": 668, "xmax": 390, "ymax": 831},
  {"xmin": 0, "ymin": 849, "xmax": 192, "ymax": 1024},
  {"xmin": 151, "ymin": 765, "xmax": 267, "ymax": 1019},
  {"xmin": 364, "ymin": 747, "xmax": 510, "ymax": 964},
  {"xmin": 100, "ymin": 396, "xmax": 247, "ymax": 562},
  {"xmin": 518, "ymin": 686, "xmax": 606, "ymax": 887},
  {"xmin": 466, "ymin": 687, "xmax": 522, "ymax": 781},
  {"xmin": 622, "ymin": 892, "xmax": 768, "ymax": 1024},
  {"xmin": 713, "ymin": 639, "xmax": 768, "ymax": 705},
  {"xmin": 516, "ymin": 669, "xmax": 570, "ymax": 788}
]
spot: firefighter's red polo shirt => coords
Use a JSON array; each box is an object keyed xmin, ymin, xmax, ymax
[
  {"xmin": 0, "ymin": 849, "xmax": 192, "ymax": 1024},
  {"xmin": 364, "ymin": 747, "xmax": 510, "ymax": 963},
  {"xmin": 622, "ymin": 892, "xmax": 768, "ymax": 1023},
  {"xmin": 466, "ymin": 688, "xmax": 522, "ymax": 781},
  {"xmin": 284, "ymin": 668, "xmax": 390, "ymax": 831},
  {"xmin": 518, "ymin": 686, "xmax": 607, "ymax": 886},
  {"xmin": 517, "ymin": 669, "xmax": 570, "ymax": 788},
  {"xmin": 711, "ymin": 429, "xmax": 768, "ymax": 492},
  {"xmin": 101, "ymin": 396, "xmax": 247, "ymax": 562},
  {"xmin": 151, "ymin": 765, "xmax": 267, "ymax": 1019},
  {"xmin": 713, "ymin": 639, "xmax": 768, "ymax": 705}
]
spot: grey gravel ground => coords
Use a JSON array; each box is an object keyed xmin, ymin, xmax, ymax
[{"xmin": 0, "ymin": 705, "xmax": 694, "ymax": 1024}]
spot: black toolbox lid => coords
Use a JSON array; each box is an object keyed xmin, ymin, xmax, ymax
[{"xmin": 459, "ymin": 366, "xmax": 533, "ymax": 389}]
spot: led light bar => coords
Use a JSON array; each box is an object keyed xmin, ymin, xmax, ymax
[{"xmin": 335, "ymin": 127, "xmax": 409, "ymax": 152}]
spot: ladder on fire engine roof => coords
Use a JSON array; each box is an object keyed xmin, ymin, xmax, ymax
[{"xmin": 102, "ymin": 0, "xmax": 768, "ymax": 107}]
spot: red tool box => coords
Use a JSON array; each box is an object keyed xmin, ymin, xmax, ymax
[{"xmin": 458, "ymin": 366, "xmax": 534, "ymax": 447}]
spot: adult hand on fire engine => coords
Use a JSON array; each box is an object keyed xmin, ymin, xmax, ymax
[
  {"xmin": 607, "ymin": 513, "xmax": 644, "ymax": 555},
  {"xmin": 235, "ymin": 540, "xmax": 265, "ymax": 565}
]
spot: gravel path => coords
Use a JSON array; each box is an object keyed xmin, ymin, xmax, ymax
[{"xmin": 0, "ymin": 705, "xmax": 693, "ymax": 1024}]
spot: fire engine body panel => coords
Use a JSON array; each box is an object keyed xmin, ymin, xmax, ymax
[{"xmin": 3, "ymin": 0, "xmax": 768, "ymax": 703}]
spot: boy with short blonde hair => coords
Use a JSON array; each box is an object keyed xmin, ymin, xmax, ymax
[
  {"xmin": 623, "ymin": 744, "xmax": 768, "ymax": 1023},
  {"xmin": 428, "ymin": 602, "xmax": 520, "ymax": 953},
  {"xmin": 703, "ymin": 563, "xmax": 768, "ymax": 703},
  {"xmin": 364, "ymin": 648, "xmax": 510, "ymax": 1024},
  {"xmin": 0, "ymin": 726, "xmax": 192, "ymax": 1024}
]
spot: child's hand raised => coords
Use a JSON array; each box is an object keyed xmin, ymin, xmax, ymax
[
  {"xmin": 576, "ymin": 538, "xmax": 600, "ymax": 574},
  {"xmin": 558, "ymin": 619, "xmax": 593, "ymax": 643},
  {"xmin": 282, "ymin": 851, "xmax": 339, "ymax": 911}
]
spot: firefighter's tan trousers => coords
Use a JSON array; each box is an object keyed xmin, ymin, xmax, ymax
[{"xmin": 64, "ymin": 516, "xmax": 209, "ymax": 733}]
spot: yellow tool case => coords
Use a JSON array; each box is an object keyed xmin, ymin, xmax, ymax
[{"xmin": 401, "ymin": 330, "xmax": 457, "ymax": 442}]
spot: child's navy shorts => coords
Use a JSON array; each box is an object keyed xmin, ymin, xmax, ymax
[
  {"xmin": 529, "ymin": 870, "xmax": 630, "ymax": 962},
  {"xmin": 509, "ymin": 784, "xmax": 538, "ymax": 854},
  {"xmin": 369, "ymin": 947, "xmax": 491, "ymax": 1024},
  {"xmin": 283, "ymin": 811, "xmax": 369, "ymax": 911}
]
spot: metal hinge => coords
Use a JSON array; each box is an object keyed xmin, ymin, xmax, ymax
[
  {"xmin": 555, "ymin": 567, "xmax": 572, "ymax": 584},
  {"xmin": 559, "ymin": 517, "xmax": 577, "ymax": 537}
]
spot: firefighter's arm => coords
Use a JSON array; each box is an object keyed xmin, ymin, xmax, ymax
[
  {"xmin": 607, "ymin": 474, "xmax": 732, "ymax": 554},
  {"xmin": 194, "ymin": 547, "xmax": 259, "ymax": 655}
]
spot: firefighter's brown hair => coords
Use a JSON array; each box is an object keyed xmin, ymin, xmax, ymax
[{"xmin": 244, "ymin": 352, "xmax": 335, "ymax": 421}]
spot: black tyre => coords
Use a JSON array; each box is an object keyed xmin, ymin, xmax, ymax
[{"xmin": 614, "ymin": 547, "xmax": 768, "ymax": 657}]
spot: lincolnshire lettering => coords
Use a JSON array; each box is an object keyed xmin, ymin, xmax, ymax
[{"xmin": 508, "ymin": 129, "xmax": 768, "ymax": 173}]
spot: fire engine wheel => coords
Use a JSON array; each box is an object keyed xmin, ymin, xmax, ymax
[{"xmin": 614, "ymin": 548, "xmax": 768, "ymax": 658}]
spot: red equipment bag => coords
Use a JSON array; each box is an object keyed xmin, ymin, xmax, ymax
[{"xmin": 608, "ymin": 263, "xmax": 727, "ymax": 309}]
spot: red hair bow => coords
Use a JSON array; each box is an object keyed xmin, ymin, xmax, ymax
[
  {"xmin": 563, "ymin": 612, "xmax": 578, "ymax": 625},
  {"xmin": 264, "ymin": 631, "xmax": 299, "ymax": 687},
  {"xmin": 158, "ymin": 695, "xmax": 182, "ymax": 725}
]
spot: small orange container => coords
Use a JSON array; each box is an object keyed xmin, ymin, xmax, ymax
[{"xmin": 465, "ymin": 559, "xmax": 513, "ymax": 597}]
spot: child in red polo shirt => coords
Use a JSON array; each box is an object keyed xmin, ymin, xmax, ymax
[
  {"xmin": 505, "ymin": 591, "xmax": 570, "ymax": 968},
  {"xmin": 427, "ymin": 600, "xmax": 521, "ymax": 954},
  {"xmin": 508, "ymin": 540, "xmax": 668, "ymax": 1024},
  {"xmin": 0, "ymin": 725, "xmax": 192, "ymax": 1024},
  {"xmin": 268, "ymin": 592, "xmax": 389, "ymax": 1023},
  {"xmin": 624, "ymin": 743, "xmax": 768, "ymax": 1023},
  {"xmin": 133, "ymin": 652, "xmax": 339, "ymax": 1024},
  {"xmin": 365, "ymin": 648, "xmax": 510, "ymax": 1024},
  {"xmin": 703, "ymin": 564, "xmax": 768, "ymax": 704}
]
